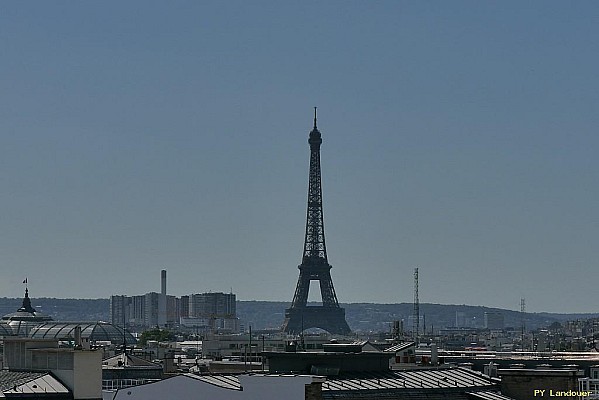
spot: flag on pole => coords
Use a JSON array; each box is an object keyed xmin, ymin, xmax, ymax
[{"xmin": 23, "ymin": 278, "xmax": 27, "ymax": 284}]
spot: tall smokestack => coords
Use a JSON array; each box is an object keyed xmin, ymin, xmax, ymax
[{"xmin": 158, "ymin": 269, "xmax": 167, "ymax": 327}]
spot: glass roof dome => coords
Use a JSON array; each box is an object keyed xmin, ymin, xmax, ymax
[
  {"xmin": 2, "ymin": 288, "xmax": 53, "ymax": 336},
  {"xmin": 0, "ymin": 322, "xmax": 13, "ymax": 336},
  {"xmin": 2, "ymin": 288, "xmax": 136, "ymax": 344},
  {"xmin": 29, "ymin": 321, "xmax": 137, "ymax": 345}
]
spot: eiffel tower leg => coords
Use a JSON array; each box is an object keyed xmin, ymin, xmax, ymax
[{"xmin": 283, "ymin": 307, "xmax": 351, "ymax": 335}]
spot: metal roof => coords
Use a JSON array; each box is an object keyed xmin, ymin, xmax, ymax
[
  {"xmin": 468, "ymin": 391, "xmax": 515, "ymax": 400},
  {"xmin": 103, "ymin": 353, "xmax": 162, "ymax": 369},
  {"xmin": 0, "ymin": 370, "xmax": 70, "ymax": 397},
  {"xmin": 0, "ymin": 371, "xmax": 46, "ymax": 392},
  {"xmin": 322, "ymin": 367, "xmax": 498, "ymax": 392},
  {"xmin": 185, "ymin": 373, "xmax": 242, "ymax": 390},
  {"xmin": 384, "ymin": 341, "xmax": 416, "ymax": 353}
]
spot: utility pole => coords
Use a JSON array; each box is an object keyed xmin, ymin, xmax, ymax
[{"xmin": 249, "ymin": 325, "xmax": 252, "ymax": 365}]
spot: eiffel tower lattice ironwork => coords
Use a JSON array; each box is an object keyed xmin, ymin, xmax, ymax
[{"xmin": 282, "ymin": 109, "xmax": 351, "ymax": 335}]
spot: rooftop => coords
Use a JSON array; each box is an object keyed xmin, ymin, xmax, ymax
[
  {"xmin": 29, "ymin": 321, "xmax": 136, "ymax": 345},
  {"xmin": 385, "ymin": 341, "xmax": 416, "ymax": 353},
  {"xmin": 322, "ymin": 367, "xmax": 498, "ymax": 391},
  {"xmin": 0, "ymin": 370, "xmax": 70, "ymax": 398},
  {"xmin": 1, "ymin": 288, "xmax": 52, "ymax": 323}
]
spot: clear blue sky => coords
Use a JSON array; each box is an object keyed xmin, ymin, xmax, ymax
[{"xmin": 1, "ymin": 1, "xmax": 598, "ymax": 313}]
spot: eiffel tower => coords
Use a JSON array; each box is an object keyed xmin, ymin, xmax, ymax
[{"xmin": 282, "ymin": 109, "xmax": 351, "ymax": 335}]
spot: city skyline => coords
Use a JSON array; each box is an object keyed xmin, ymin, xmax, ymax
[{"xmin": 1, "ymin": 2, "xmax": 598, "ymax": 313}]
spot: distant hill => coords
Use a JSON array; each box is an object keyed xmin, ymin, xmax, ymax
[
  {"xmin": 235, "ymin": 301, "xmax": 599, "ymax": 332},
  {"xmin": 0, "ymin": 297, "xmax": 110, "ymax": 322},
  {"xmin": 1, "ymin": 297, "xmax": 596, "ymax": 333}
]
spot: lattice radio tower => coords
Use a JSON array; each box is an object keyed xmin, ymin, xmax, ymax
[
  {"xmin": 520, "ymin": 297, "xmax": 526, "ymax": 350},
  {"xmin": 413, "ymin": 267, "xmax": 419, "ymax": 342}
]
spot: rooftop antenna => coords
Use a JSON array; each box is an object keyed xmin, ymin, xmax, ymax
[{"xmin": 413, "ymin": 267, "xmax": 419, "ymax": 343}]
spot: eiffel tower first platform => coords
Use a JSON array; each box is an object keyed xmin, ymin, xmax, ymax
[{"xmin": 281, "ymin": 109, "xmax": 351, "ymax": 335}]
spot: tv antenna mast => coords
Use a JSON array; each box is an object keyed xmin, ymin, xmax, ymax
[
  {"xmin": 520, "ymin": 297, "xmax": 526, "ymax": 350},
  {"xmin": 413, "ymin": 267, "xmax": 419, "ymax": 343}
]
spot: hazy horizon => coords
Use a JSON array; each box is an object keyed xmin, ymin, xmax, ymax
[{"xmin": 4, "ymin": 292, "xmax": 598, "ymax": 316}]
